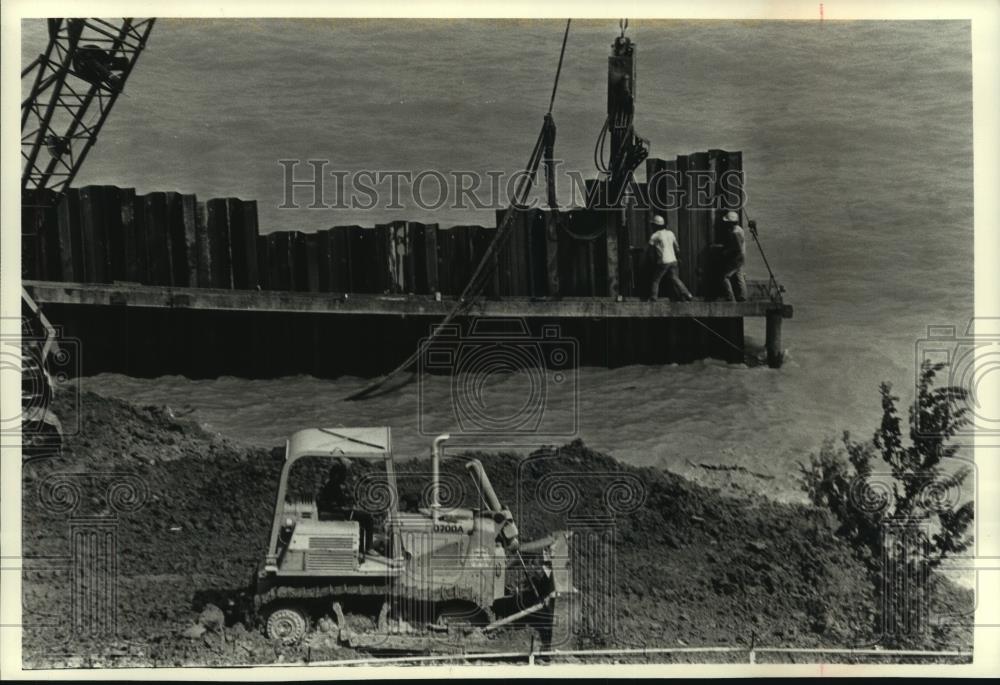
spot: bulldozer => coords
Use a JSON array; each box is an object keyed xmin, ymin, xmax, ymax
[{"xmin": 253, "ymin": 428, "xmax": 577, "ymax": 650}]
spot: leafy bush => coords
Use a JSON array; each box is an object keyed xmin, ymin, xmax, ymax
[{"xmin": 800, "ymin": 361, "xmax": 974, "ymax": 644}]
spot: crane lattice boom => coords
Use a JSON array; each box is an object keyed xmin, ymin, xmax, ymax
[{"xmin": 21, "ymin": 18, "xmax": 155, "ymax": 203}]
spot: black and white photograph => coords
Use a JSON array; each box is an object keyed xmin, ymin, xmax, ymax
[{"xmin": 2, "ymin": 0, "xmax": 998, "ymax": 677}]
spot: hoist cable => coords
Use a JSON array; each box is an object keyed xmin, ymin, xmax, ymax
[{"xmin": 343, "ymin": 22, "xmax": 572, "ymax": 402}]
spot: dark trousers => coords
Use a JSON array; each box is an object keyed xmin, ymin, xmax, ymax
[{"xmin": 649, "ymin": 261, "xmax": 692, "ymax": 301}]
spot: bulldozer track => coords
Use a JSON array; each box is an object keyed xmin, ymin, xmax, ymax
[
  {"xmin": 254, "ymin": 580, "xmax": 389, "ymax": 609},
  {"xmin": 254, "ymin": 578, "xmax": 500, "ymax": 614}
]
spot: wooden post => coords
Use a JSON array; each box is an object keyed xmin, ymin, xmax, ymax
[
  {"xmin": 37, "ymin": 191, "xmax": 61, "ymax": 280},
  {"xmin": 80, "ymin": 186, "xmax": 112, "ymax": 283},
  {"xmin": 316, "ymin": 229, "xmax": 334, "ymax": 292},
  {"xmin": 406, "ymin": 221, "xmax": 438, "ymax": 295},
  {"xmin": 619, "ymin": 179, "xmax": 650, "ymax": 298},
  {"xmin": 142, "ymin": 192, "xmax": 171, "ymax": 286},
  {"xmin": 458, "ymin": 225, "xmax": 476, "ymax": 294},
  {"xmin": 303, "ymin": 233, "xmax": 320, "ymax": 292},
  {"xmin": 544, "ymin": 210, "xmax": 560, "ymax": 297},
  {"xmin": 766, "ymin": 309, "xmax": 784, "ymax": 368},
  {"xmin": 164, "ymin": 192, "xmax": 184, "ymax": 286},
  {"xmin": 345, "ymin": 226, "xmax": 369, "ymax": 293},
  {"xmin": 57, "ymin": 189, "xmax": 83, "ymax": 282},
  {"xmin": 469, "ymin": 224, "xmax": 497, "ymax": 297},
  {"xmin": 230, "ymin": 199, "xmax": 260, "ymax": 290},
  {"xmin": 686, "ymin": 152, "xmax": 712, "ymax": 297},
  {"xmin": 673, "ymin": 155, "xmax": 692, "ymax": 294},
  {"xmin": 117, "ymin": 189, "xmax": 141, "ymax": 283},
  {"xmin": 37, "ymin": 204, "xmax": 56, "ymax": 280},
  {"xmin": 180, "ymin": 194, "xmax": 199, "ymax": 286},
  {"xmin": 494, "ymin": 210, "xmax": 511, "ymax": 296},
  {"xmin": 401, "ymin": 222, "xmax": 417, "ymax": 294},
  {"xmin": 526, "ymin": 210, "xmax": 547, "ymax": 297},
  {"xmin": 268, "ymin": 232, "xmax": 294, "ymax": 291},
  {"xmin": 605, "ymin": 209, "xmax": 620, "ymax": 298},
  {"xmin": 97, "ymin": 187, "xmax": 127, "ymax": 283},
  {"xmin": 435, "ymin": 226, "xmax": 455, "ymax": 295},
  {"xmin": 291, "ymin": 231, "xmax": 310, "ymax": 292},
  {"xmin": 101, "ymin": 186, "xmax": 121, "ymax": 280},
  {"xmin": 423, "ymin": 222, "xmax": 439, "ymax": 295},
  {"xmin": 627, "ymin": 204, "xmax": 645, "ymax": 297},
  {"xmin": 21, "ymin": 190, "xmax": 39, "ymax": 279},
  {"xmin": 524, "ymin": 210, "xmax": 536, "ymax": 296},
  {"xmin": 483, "ymin": 225, "xmax": 500, "ymax": 298},
  {"xmin": 194, "ymin": 200, "xmax": 212, "ymax": 287},
  {"xmin": 256, "ymin": 234, "xmax": 270, "ymax": 290},
  {"xmin": 506, "ymin": 209, "xmax": 528, "ymax": 296},
  {"xmin": 329, "ymin": 227, "xmax": 353, "ymax": 292},
  {"xmin": 205, "ymin": 198, "xmax": 234, "ymax": 288},
  {"xmin": 454, "ymin": 225, "xmax": 475, "ymax": 295},
  {"xmin": 22, "ymin": 189, "xmax": 60, "ymax": 280},
  {"xmin": 242, "ymin": 199, "xmax": 262, "ymax": 289},
  {"xmin": 165, "ymin": 192, "xmax": 196, "ymax": 287},
  {"xmin": 374, "ymin": 223, "xmax": 394, "ymax": 294},
  {"xmin": 557, "ymin": 210, "xmax": 580, "ymax": 295},
  {"xmin": 586, "ymin": 239, "xmax": 596, "ymax": 296},
  {"xmin": 393, "ymin": 221, "xmax": 409, "ymax": 294}
]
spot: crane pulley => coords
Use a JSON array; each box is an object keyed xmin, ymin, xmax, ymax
[{"xmin": 591, "ymin": 19, "xmax": 649, "ymax": 209}]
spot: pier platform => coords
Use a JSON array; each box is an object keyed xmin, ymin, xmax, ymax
[
  {"xmin": 23, "ymin": 280, "xmax": 792, "ymax": 320},
  {"xmin": 23, "ymin": 279, "xmax": 791, "ymax": 378}
]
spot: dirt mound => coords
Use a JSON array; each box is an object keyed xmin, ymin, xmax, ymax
[
  {"xmin": 37, "ymin": 389, "xmax": 233, "ymax": 464},
  {"xmin": 21, "ymin": 391, "xmax": 969, "ymax": 667},
  {"xmin": 414, "ymin": 444, "xmax": 876, "ymax": 648}
]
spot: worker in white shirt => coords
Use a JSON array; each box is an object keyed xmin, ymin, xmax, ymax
[{"xmin": 647, "ymin": 215, "xmax": 692, "ymax": 302}]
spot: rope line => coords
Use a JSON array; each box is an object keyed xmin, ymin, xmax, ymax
[
  {"xmin": 343, "ymin": 21, "xmax": 572, "ymax": 402},
  {"xmin": 689, "ymin": 316, "xmax": 747, "ymax": 359},
  {"xmin": 547, "ymin": 19, "xmax": 571, "ymax": 115},
  {"xmin": 739, "ymin": 207, "xmax": 781, "ymax": 302}
]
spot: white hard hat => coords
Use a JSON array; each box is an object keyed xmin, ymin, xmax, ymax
[
  {"xmin": 651, "ymin": 215, "xmax": 666, "ymax": 226},
  {"xmin": 723, "ymin": 210, "xmax": 739, "ymax": 223}
]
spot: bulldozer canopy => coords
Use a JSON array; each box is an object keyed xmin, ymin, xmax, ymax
[{"xmin": 286, "ymin": 427, "xmax": 391, "ymax": 461}]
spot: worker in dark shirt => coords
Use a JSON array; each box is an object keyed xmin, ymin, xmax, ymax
[
  {"xmin": 318, "ymin": 459, "xmax": 374, "ymax": 555},
  {"xmin": 717, "ymin": 210, "xmax": 747, "ymax": 302}
]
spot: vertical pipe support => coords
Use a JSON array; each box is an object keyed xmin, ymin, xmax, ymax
[
  {"xmin": 765, "ymin": 309, "xmax": 784, "ymax": 368},
  {"xmin": 431, "ymin": 434, "xmax": 450, "ymax": 523}
]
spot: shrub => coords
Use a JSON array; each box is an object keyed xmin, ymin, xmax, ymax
[{"xmin": 800, "ymin": 361, "xmax": 974, "ymax": 645}]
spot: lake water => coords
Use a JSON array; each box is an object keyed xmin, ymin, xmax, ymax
[{"xmin": 24, "ymin": 19, "xmax": 975, "ymax": 499}]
